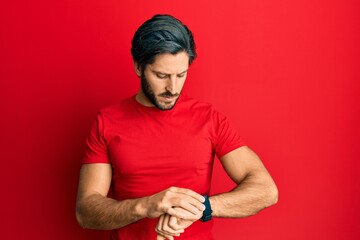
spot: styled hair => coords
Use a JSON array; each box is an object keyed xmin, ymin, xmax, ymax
[{"xmin": 131, "ymin": 14, "xmax": 197, "ymax": 71}]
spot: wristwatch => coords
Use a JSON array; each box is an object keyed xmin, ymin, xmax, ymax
[{"xmin": 200, "ymin": 195, "xmax": 213, "ymax": 222}]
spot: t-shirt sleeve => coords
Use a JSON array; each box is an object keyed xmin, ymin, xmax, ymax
[
  {"xmin": 213, "ymin": 111, "xmax": 246, "ymax": 158},
  {"xmin": 82, "ymin": 112, "xmax": 110, "ymax": 164}
]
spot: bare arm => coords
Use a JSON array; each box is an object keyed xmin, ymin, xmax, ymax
[
  {"xmin": 155, "ymin": 146, "xmax": 277, "ymax": 238},
  {"xmin": 210, "ymin": 146, "xmax": 278, "ymax": 218},
  {"xmin": 75, "ymin": 163, "xmax": 205, "ymax": 230}
]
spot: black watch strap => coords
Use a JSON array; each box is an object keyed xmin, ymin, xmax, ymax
[{"xmin": 200, "ymin": 195, "xmax": 212, "ymax": 222}]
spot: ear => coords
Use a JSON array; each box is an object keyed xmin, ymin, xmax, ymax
[{"xmin": 133, "ymin": 61, "xmax": 141, "ymax": 78}]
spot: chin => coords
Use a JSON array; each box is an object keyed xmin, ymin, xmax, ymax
[
  {"xmin": 154, "ymin": 98, "xmax": 178, "ymax": 110},
  {"xmin": 156, "ymin": 101, "xmax": 176, "ymax": 110},
  {"xmin": 158, "ymin": 104, "xmax": 175, "ymax": 110}
]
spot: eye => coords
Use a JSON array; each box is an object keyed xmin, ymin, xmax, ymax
[
  {"xmin": 177, "ymin": 73, "xmax": 186, "ymax": 78},
  {"xmin": 156, "ymin": 73, "xmax": 168, "ymax": 79}
]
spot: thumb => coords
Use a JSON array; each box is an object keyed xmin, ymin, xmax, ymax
[{"xmin": 156, "ymin": 235, "xmax": 166, "ymax": 240}]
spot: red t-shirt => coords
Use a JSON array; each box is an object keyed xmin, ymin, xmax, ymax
[{"xmin": 83, "ymin": 95, "xmax": 245, "ymax": 239}]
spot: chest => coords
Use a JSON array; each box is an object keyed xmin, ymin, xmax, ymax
[{"xmin": 106, "ymin": 119, "xmax": 214, "ymax": 175}]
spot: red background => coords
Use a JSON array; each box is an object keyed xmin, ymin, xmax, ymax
[{"xmin": 1, "ymin": 0, "xmax": 359, "ymax": 239}]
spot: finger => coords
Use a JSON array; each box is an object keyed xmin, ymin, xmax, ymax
[
  {"xmin": 176, "ymin": 206, "xmax": 203, "ymax": 219},
  {"xmin": 166, "ymin": 205, "xmax": 202, "ymax": 220},
  {"xmin": 156, "ymin": 234, "xmax": 167, "ymax": 240},
  {"xmin": 171, "ymin": 192, "xmax": 206, "ymax": 213},
  {"xmin": 155, "ymin": 214, "xmax": 184, "ymax": 239},
  {"xmin": 169, "ymin": 187, "xmax": 205, "ymax": 203},
  {"xmin": 161, "ymin": 214, "xmax": 171, "ymax": 232},
  {"xmin": 156, "ymin": 214, "xmax": 180, "ymax": 236},
  {"xmin": 168, "ymin": 215, "xmax": 181, "ymax": 230},
  {"xmin": 163, "ymin": 196, "xmax": 205, "ymax": 217},
  {"xmin": 158, "ymin": 188, "xmax": 205, "ymax": 216},
  {"xmin": 157, "ymin": 232, "xmax": 174, "ymax": 240},
  {"xmin": 156, "ymin": 215, "xmax": 165, "ymax": 233},
  {"xmin": 179, "ymin": 197, "xmax": 206, "ymax": 214},
  {"xmin": 162, "ymin": 214, "xmax": 183, "ymax": 235}
]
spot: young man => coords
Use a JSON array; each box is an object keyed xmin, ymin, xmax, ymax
[{"xmin": 76, "ymin": 14, "xmax": 278, "ymax": 240}]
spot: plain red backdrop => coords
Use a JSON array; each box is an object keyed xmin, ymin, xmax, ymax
[{"xmin": 1, "ymin": 0, "xmax": 359, "ymax": 239}]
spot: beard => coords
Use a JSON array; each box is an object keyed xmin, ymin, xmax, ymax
[{"xmin": 140, "ymin": 74, "xmax": 181, "ymax": 110}]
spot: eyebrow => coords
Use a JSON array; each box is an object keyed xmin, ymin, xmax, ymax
[{"xmin": 151, "ymin": 69, "xmax": 188, "ymax": 75}]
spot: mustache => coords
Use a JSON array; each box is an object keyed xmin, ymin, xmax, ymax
[{"xmin": 158, "ymin": 91, "xmax": 179, "ymax": 97}]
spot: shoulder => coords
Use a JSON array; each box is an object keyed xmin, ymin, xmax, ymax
[
  {"xmin": 179, "ymin": 95, "xmax": 216, "ymax": 114},
  {"xmin": 180, "ymin": 96, "xmax": 229, "ymax": 124},
  {"xmin": 99, "ymin": 96, "xmax": 134, "ymax": 115},
  {"xmin": 95, "ymin": 96, "xmax": 136, "ymax": 124}
]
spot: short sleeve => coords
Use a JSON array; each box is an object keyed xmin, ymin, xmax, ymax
[
  {"xmin": 82, "ymin": 112, "xmax": 110, "ymax": 164},
  {"xmin": 213, "ymin": 111, "xmax": 246, "ymax": 158}
]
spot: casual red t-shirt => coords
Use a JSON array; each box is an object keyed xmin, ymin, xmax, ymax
[{"xmin": 83, "ymin": 95, "xmax": 245, "ymax": 239}]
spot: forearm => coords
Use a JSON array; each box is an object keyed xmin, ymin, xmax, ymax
[
  {"xmin": 210, "ymin": 172, "xmax": 278, "ymax": 218},
  {"xmin": 76, "ymin": 193, "xmax": 146, "ymax": 230},
  {"xmin": 76, "ymin": 187, "xmax": 205, "ymax": 230}
]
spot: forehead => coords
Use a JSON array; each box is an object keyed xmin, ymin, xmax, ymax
[{"xmin": 148, "ymin": 52, "xmax": 189, "ymax": 73}]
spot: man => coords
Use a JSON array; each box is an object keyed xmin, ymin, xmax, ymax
[{"xmin": 76, "ymin": 14, "xmax": 278, "ymax": 240}]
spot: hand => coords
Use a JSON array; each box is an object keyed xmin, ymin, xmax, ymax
[
  {"xmin": 155, "ymin": 207, "xmax": 203, "ymax": 239},
  {"xmin": 155, "ymin": 214, "xmax": 183, "ymax": 240},
  {"xmin": 144, "ymin": 187, "xmax": 205, "ymax": 220}
]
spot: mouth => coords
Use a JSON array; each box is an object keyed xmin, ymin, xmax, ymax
[
  {"xmin": 155, "ymin": 93, "xmax": 180, "ymax": 110},
  {"xmin": 161, "ymin": 96, "xmax": 177, "ymax": 103},
  {"xmin": 159, "ymin": 93, "xmax": 179, "ymax": 102}
]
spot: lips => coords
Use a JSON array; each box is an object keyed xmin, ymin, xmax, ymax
[
  {"xmin": 159, "ymin": 92, "xmax": 178, "ymax": 101},
  {"xmin": 159, "ymin": 93, "xmax": 178, "ymax": 97},
  {"xmin": 161, "ymin": 95, "xmax": 176, "ymax": 102}
]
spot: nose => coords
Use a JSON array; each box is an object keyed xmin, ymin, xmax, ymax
[{"xmin": 165, "ymin": 76, "xmax": 177, "ymax": 94}]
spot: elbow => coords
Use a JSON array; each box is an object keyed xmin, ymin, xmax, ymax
[
  {"xmin": 76, "ymin": 208, "xmax": 85, "ymax": 228},
  {"xmin": 266, "ymin": 183, "xmax": 278, "ymax": 207},
  {"xmin": 76, "ymin": 203, "xmax": 88, "ymax": 229}
]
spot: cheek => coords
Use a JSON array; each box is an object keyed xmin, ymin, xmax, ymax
[
  {"xmin": 146, "ymin": 76, "xmax": 162, "ymax": 92},
  {"xmin": 153, "ymin": 82, "xmax": 167, "ymax": 95},
  {"xmin": 178, "ymin": 78, "xmax": 186, "ymax": 88}
]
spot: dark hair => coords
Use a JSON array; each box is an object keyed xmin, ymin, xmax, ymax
[{"xmin": 131, "ymin": 14, "xmax": 197, "ymax": 71}]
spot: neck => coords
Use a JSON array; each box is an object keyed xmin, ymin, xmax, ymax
[{"xmin": 135, "ymin": 89, "xmax": 154, "ymax": 107}]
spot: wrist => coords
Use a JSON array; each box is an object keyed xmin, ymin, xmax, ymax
[
  {"xmin": 208, "ymin": 195, "xmax": 218, "ymax": 217},
  {"xmin": 134, "ymin": 197, "xmax": 148, "ymax": 219},
  {"xmin": 200, "ymin": 195, "xmax": 213, "ymax": 222}
]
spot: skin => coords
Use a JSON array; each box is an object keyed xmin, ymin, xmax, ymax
[
  {"xmin": 76, "ymin": 52, "xmax": 278, "ymax": 238},
  {"xmin": 76, "ymin": 164, "xmax": 205, "ymax": 229},
  {"xmin": 155, "ymin": 147, "xmax": 278, "ymax": 239},
  {"xmin": 134, "ymin": 51, "xmax": 189, "ymax": 110},
  {"xmin": 76, "ymin": 52, "xmax": 204, "ymax": 229}
]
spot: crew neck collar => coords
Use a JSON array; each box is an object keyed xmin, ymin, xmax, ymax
[{"xmin": 132, "ymin": 94, "xmax": 184, "ymax": 113}]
